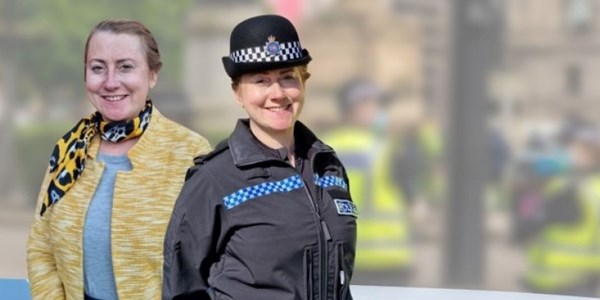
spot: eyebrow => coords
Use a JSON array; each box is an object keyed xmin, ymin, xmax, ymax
[
  {"xmin": 254, "ymin": 68, "xmax": 295, "ymax": 76},
  {"xmin": 278, "ymin": 68, "xmax": 295, "ymax": 74},
  {"xmin": 87, "ymin": 58, "xmax": 136, "ymax": 64}
]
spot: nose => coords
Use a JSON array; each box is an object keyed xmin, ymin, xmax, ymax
[
  {"xmin": 268, "ymin": 82, "xmax": 285, "ymax": 100},
  {"xmin": 104, "ymin": 69, "xmax": 121, "ymax": 90}
]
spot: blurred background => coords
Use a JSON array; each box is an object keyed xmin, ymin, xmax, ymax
[{"xmin": 2, "ymin": 0, "xmax": 600, "ymax": 297}]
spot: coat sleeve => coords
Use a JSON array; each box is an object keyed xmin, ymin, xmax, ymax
[
  {"xmin": 26, "ymin": 168, "xmax": 66, "ymax": 300},
  {"xmin": 162, "ymin": 166, "xmax": 224, "ymax": 300},
  {"xmin": 192, "ymin": 136, "xmax": 213, "ymax": 159}
]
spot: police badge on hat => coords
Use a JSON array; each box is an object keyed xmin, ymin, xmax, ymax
[
  {"xmin": 265, "ymin": 35, "xmax": 281, "ymax": 56},
  {"xmin": 222, "ymin": 14, "xmax": 312, "ymax": 78}
]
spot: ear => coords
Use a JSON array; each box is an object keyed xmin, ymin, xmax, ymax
[{"xmin": 149, "ymin": 70, "xmax": 158, "ymax": 89}]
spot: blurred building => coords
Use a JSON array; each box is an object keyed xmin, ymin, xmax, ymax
[
  {"xmin": 387, "ymin": 0, "xmax": 452, "ymax": 122},
  {"xmin": 183, "ymin": 0, "xmax": 263, "ymax": 135},
  {"xmin": 182, "ymin": 0, "xmax": 453, "ymax": 134},
  {"xmin": 504, "ymin": 0, "xmax": 600, "ymax": 124},
  {"xmin": 300, "ymin": 0, "xmax": 424, "ymax": 127}
]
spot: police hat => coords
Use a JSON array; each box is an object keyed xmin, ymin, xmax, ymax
[{"xmin": 222, "ymin": 14, "xmax": 311, "ymax": 79}]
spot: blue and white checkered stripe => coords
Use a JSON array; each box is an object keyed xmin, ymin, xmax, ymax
[
  {"xmin": 223, "ymin": 175, "xmax": 304, "ymax": 210},
  {"xmin": 230, "ymin": 41, "xmax": 303, "ymax": 63},
  {"xmin": 314, "ymin": 175, "xmax": 348, "ymax": 191}
]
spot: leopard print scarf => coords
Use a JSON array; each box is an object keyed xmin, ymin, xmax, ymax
[{"xmin": 39, "ymin": 99, "xmax": 153, "ymax": 216}]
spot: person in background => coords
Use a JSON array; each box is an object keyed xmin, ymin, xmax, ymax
[
  {"xmin": 162, "ymin": 14, "xmax": 356, "ymax": 300},
  {"xmin": 523, "ymin": 119, "xmax": 600, "ymax": 297},
  {"xmin": 511, "ymin": 130, "xmax": 567, "ymax": 242},
  {"xmin": 325, "ymin": 78, "xmax": 413, "ymax": 285},
  {"xmin": 27, "ymin": 19, "xmax": 211, "ymax": 300}
]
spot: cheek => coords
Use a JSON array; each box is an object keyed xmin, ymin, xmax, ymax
[
  {"xmin": 85, "ymin": 76, "xmax": 102, "ymax": 92},
  {"xmin": 137, "ymin": 72, "xmax": 154, "ymax": 89},
  {"xmin": 284, "ymin": 84, "xmax": 303, "ymax": 97},
  {"xmin": 131, "ymin": 78, "xmax": 147, "ymax": 91},
  {"xmin": 289, "ymin": 89, "xmax": 304, "ymax": 104},
  {"xmin": 296, "ymin": 97, "xmax": 305, "ymax": 116},
  {"xmin": 240, "ymin": 88, "xmax": 265, "ymax": 108}
]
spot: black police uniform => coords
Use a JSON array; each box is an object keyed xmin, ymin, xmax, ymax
[{"xmin": 163, "ymin": 119, "xmax": 357, "ymax": 300}]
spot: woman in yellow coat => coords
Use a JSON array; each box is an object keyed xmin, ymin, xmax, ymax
[{"xmin": 26, "ymin": 19, "xmax": 211, "ymax": 300}]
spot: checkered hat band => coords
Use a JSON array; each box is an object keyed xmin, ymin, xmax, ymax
[
  {"xmin": 223, "ymin": 175, "xmax": 305, "ymax": 210},
  {"xmin": 230, "ymin": 41, "xmax": 303, "ymax": 63}
]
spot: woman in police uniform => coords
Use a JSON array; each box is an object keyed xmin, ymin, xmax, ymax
[{"xmin": 162, "ymin": 15, "xmax": 357, "ymax": 300}]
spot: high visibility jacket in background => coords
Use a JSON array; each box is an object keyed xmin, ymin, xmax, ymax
[
  {"xmin": 325, "ymin": 127, "xmax": 413, "ymax": 271},
  {"xmin": 525, "ymin": 174, "xmax": 600, "ymax": 292}
]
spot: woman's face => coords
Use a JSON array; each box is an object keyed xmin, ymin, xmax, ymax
[
  {"xmin": 235, "ymin": 67, "xmax": 304, "ymax": 136},
  {"xmin": 85, "ymin": 31, "xmax": 157, "ymax": 122}
]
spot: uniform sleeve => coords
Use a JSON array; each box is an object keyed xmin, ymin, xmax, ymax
[
  {"xmin": 162, "ymin": 167, "xmax": 224, "ymax": 300},
  {"xmin": 26, "ymin": 168, "xmax": 66, "ymax": 299}
]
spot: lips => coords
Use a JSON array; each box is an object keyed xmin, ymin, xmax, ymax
[
  {"xmin": 103, "ymin": 95, "xmax": 128, "ymax": 102},
  {"xmin": 266, "ymin": 103, "xmax": 292, "ymax": 112}
]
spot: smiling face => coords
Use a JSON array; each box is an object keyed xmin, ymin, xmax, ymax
[
  {"xmin": 85, "ymin": 31, "xmax": 157, "ymax": 122},
  {"xmin": 234, "ymin": 67, "xmax": 305, "ymax": 141}
]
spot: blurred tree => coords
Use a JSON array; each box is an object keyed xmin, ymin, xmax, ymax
[
  {"xmin": 0, "ymin": 0, "xmax": 193, "ymax": 205},
  {"xmin": 6, "ymin": 0, "xmax": 193, "ymax": 108},
  {"xmin": 0, "ymin": 0, "xmax": 19, "ymax": 202}
]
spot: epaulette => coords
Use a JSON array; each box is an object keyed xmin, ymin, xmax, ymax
[
  {"xmin": 192, "ymin": 138, "xmax": 230, "ymax": 165},
  {"xmin": 185, "ymin": 139, "xmax": 230, "ymax": 181}
]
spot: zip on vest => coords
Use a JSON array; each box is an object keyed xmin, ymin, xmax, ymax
[
  {"xmin": 310, "ymin": 150, "xmax": 334, "ymax": 299},
  {"xmin": 299, "ymin": 176, "xmax": 330, "ymax": 300}
]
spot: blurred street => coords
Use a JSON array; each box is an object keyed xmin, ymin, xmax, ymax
[
  {"xmin": 0, "ymin": 203, "xmax": 526, "ymax": 291},
  {"xmin": 3, "ymin": 0, "xmax": 600, "ymax": 297},
  {"xmin": 0, "ymin": 206, "xmax": 32, "ymax": 279},
  {"xmin": 408, "ymin": 208, "xmax": 527, "ymax": 291}
]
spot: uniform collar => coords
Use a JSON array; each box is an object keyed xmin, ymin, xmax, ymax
[{"xmin": 228, "ymin": 118, "xmax": 332, "ymax": 167}]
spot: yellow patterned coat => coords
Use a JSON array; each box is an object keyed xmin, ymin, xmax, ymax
[{"xmin": 27, "ymin": 109, "xmax": 211, "ymax": 300}]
